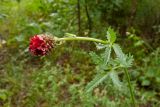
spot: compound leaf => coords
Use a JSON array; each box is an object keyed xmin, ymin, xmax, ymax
[{"xmin": 85, "ymin": 72, "xmax": 109, "ymax": 92}]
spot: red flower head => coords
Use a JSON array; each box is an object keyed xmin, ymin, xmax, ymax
[{"xmin": 29, "ymin": 34, "xmax": 55, "ymax": 56}]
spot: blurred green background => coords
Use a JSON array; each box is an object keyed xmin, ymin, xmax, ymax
[{"xmin": 0, "ymin": 0, "xmax": 160, "ymax": 107}]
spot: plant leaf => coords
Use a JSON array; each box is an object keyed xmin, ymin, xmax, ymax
[
  {"xmin": 113, "ymin": 44, "xmax": 125, "ymax": 60},
  {"xmin": 89, "ymin": 52, "xmax": 103, "ymax": 64},
  {"xmin": 85, "ymin": 72, "xmax": 109, "ymax": 92},
  {"xmin": 113, "ymin": 44, "xmax": 127, "ymax": 66},
  {"xmin": 104, "ymin": 45, "xmax": 112, "ymax": 64},
  {"xmin": 107, "ymin": 27, "xmax": 116, "ymax": 43},
  {"xmin": 109, "ymin": 71, "xmax": 122, "ymax": 90},
  {"xmin": 113, "ymin": 44, "xmax": 133, "ymax": 67}
]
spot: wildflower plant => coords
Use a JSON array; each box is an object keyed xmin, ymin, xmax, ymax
[{"xmin": 29, "ymin": 28, "xmax": 136, "ymax": 106}]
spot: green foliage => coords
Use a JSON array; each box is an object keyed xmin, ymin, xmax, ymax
[
  {"xmin": 109, "ymin": 71, "xmax": 122, "ymax": 90},
  {"xmin": 85, "ymin": 72, "xmax": 109, "ymax": 92},
  {"xmin": 137, "ymin": 48, "xmax": 160, "ymax": 89},
  {"xmin": 0, "ymin": 0, "xmax": 160, "ymax": 106},
  {"xmin": 86, "ymin": 28, "xmax": 133, "ymax": 99},
  {"xmin": 113, "ymin": 44, "xmax": 134, "ymax": 68},
  {"xmin": 107, "ymin": 27, "xmax": 117, "ymax": 44},
  {"xmin": 0, "ymin": 89, "xmax": 9, "ymax": 101}
]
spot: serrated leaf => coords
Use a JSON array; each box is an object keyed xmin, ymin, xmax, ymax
[
  {"xmin": 107, "ymin": 27, "xmax": 116, "ymax": 43},
  {"xmin": 104, "ymin": 45, "xmax": 112, "ymax": 64},
  {"xmin": 109, "ymin": 71, "xmax": 122, "ymax": 90},
  {"xmin": 126, "ymin": 54, "xmax": 134, "ymax": 67},
  {"xmin": 113, "ymin": 44, "xmax": 133, "ymax": 68},
  {"xmin": 89, "ymin": 52, "xmax": 103, "ymax": 64},
  {"xmin": 113, "ymin": 44, "xmax": 125, "ymax": 60},
  {"xmin": 85, "ymin": 72, "xmax": 109, "ymax": 92},
  {"xmin": 113, "ymin": 44, "xmax": 126, "ymax": 66}
]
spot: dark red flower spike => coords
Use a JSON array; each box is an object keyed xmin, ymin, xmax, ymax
[{"xmin": 29, "ymin": 34, "xmax": 54, "ymax": 56}]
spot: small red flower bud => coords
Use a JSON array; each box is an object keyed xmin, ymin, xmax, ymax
[{"xmin": 29, "ymin": 34, "xmax": 55, "ymax": 56}]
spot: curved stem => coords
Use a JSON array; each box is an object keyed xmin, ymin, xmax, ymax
[
  {"xmin": 58, "ymin": 37, "xmax": 108, "ymax": 44},
  {"xmin": 124, "ymin": 68, "xmax": 136, "ymax": 107}
]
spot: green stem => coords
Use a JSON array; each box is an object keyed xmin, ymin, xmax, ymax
[
  {"xmin": 124, "ymin": 68, "xmax": 136, "ymax": 107},
  {"xmin": 58, "ymin": 37, "xmax": 108, "ymax": 44}
]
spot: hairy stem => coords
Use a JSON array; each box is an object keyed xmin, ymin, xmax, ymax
[
  {"xmin": 124, "ymin": 68, "xmax": 136, "ymax": 107},
  {"xmin": 58, "ymin": 37, "xmax": 108, "ymax": 44}
]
